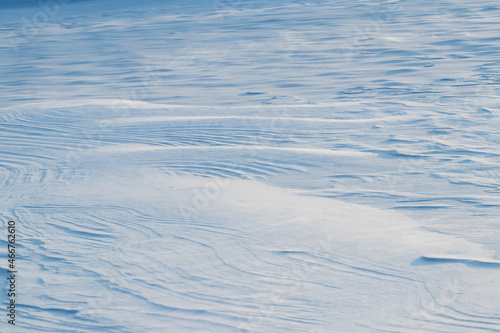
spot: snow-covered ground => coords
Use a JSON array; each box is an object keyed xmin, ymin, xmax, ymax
[{"xmin": 1, "ymin": 0, "xmax": 500, "ymax": 332}]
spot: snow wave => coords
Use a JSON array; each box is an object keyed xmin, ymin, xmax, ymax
[{"xmin": 1, "ymin": 0, "xmax": 500, "ymax": 332}]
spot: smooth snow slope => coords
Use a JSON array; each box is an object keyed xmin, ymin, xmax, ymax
[{"xmin": 1, "ymin": 0, "xmax": 500, "ymax": 332}]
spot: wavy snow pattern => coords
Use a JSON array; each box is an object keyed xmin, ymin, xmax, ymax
[{"xmin": 1, "ymin": 0, "xmax": 500, "ymax": 332}]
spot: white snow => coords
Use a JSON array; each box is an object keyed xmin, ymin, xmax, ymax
[{"xmin": 1, "ymin": 0, "xmax": 500, "ymax": 332}]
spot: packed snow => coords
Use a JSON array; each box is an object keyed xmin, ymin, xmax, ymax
[{"xmin": 1, "ymin": 0, "xmax": 499, "ymax": 332}]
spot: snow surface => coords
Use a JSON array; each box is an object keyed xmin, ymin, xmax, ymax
[{"xmin": 1, "ymin": 0, "xmax": 500, "ymax": 332}]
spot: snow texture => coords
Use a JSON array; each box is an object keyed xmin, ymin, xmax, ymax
[{"xmin": 1, "ymin": 0, "xmax": 500, "ymax": 332}]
